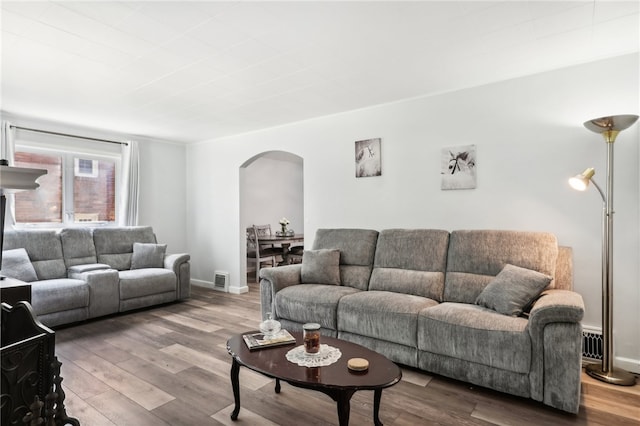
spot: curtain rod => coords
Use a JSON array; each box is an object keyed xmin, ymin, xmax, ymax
[{"xmin": 10, "ymin": 125, "xmax": 128, "ymax": 146}]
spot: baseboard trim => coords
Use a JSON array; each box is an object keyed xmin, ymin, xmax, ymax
[
  {"xmin": 190, "ymin": 279, "xmax": 214, "ymax": 289},
  {"xmin": 191, "ymin": 279, "xmax": 249, "ymax": 295}
]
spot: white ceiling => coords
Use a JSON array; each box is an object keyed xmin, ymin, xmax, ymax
[{"xmin": 1, "ymin": 1, "xmax": 638, "ymax": 144}]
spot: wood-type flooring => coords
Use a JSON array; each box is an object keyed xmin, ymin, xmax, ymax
[{"xmin": 55, "ymin": 284, "xmax": 640, "ymax": 425}]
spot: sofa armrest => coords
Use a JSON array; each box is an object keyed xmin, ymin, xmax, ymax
[
  {"xmin": 528, "ymin": 289, "xmax": 584, "ymax": 335},
  {"xmin": 527, "ymin": 289, "xmax": 584, "ymax": 413},
  {"xmin": 164, "ymin": 253, "xmax": 191, "ymax": 299},
  {"xmin": 259, "ymin": 264, "xmax": 302, "ymax": 320},
  {"xmin": 69, "ymin": 268, "xmax": 120, "ymax": 319}
]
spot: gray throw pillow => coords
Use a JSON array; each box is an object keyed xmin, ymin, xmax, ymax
[
  {"xmin": 130, "ymin": 243, "xmax": 166, "ymax": 270},
  {"xmin": 1, "ymin": 248, "xmax": 38, "ymax": 282},
  {"xmin": 301, "ymin": 249, "xmax": 341, "ymax": 285},
  {"xmin": 475, "ymin": 264, "xmax": 552, "ymax": 316}
]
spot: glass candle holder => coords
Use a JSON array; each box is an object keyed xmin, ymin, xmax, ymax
[{"xmin": 303, "ymin": 323, "xmax": 321, "ymax": 354}]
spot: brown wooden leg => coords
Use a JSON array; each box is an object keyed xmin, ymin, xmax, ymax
[
  {"xmin": 230, "ymin": 358, "xmax": 241, "ymax": 420},
  {"xmin": 373, "ymin": 388, "xmax": 383, "ymax": 426},
  {"xmin": 320, "ymin": 389, "xmax": 355, "ymax": 426}
]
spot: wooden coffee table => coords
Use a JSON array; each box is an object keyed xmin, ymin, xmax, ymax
[{"xmin": 226, "ymin": 331, "xmax": 402, "ymax": 426}]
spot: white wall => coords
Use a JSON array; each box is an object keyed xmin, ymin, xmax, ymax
[
  {"xmin": 187, "ymin": 53, "xmax": 639, "ymax": 372},
  {"xmin": 1, "ymin": 113, "xmax": 188, "ymax": 253}
]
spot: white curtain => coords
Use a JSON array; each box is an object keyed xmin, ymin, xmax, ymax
[
  {"xmin": 119, "ymin": 140, "xmax": 139, "ymax": 226},
  {"xmin": 1, "ymin": 121, "xmax": 17, "ymax": 228}
]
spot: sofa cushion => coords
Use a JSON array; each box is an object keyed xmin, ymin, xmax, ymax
[
  {"xmin": 475, "ymin": 264, "xmax": 552, "ymax": 316},
  {"xmin": 418, "ymin": 302, "xmax": 531, "ymax": 373},
  {"xmin": 444, "ymin": 230, "xmax": 559, "ymax": 303},
  {"xmin": 31, "ymin": 278, "xmax": 89, "ymax": 316},
  {"xmin": 338, "ymin": 291, "xmax": 438, "ymax": 347},
  {"xmin": 118, "ymin": 268, "xmax": 176, "ymax": 300},
  {"xmin": 60, "ymin": 228, "xmax": 98, "ymax": 267},
  {"xmin": 369, "ymin": 229, "xmax": 450, "ymax": 300},
  {"xmin": 1, "ymin": 248, "xmax": 38, "ymax": 282},
  {"xmin": 301, "ymin": 249, "xmax": 341, "ymax": 285},
  {"xmin": 3, "ymin": 229, "xmax": 67, "ymax": 280},
  {"xmin": 131, "ymin": 243, "xmax": 166, "ymax": 270},
  {"xmin": 93, "ymin": 226, "xmax": 157, "ymax": 270},
  {"xmin": 312, "ymin": 229, "xmax": 378, "ymax": 290},
  {"xmin": 275, "ymin": 284, "xmax": 360, "ymax": 330}
]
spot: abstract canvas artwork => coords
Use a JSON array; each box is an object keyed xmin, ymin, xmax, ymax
[
  {"xmin": 355, "ymin": 138, "xmax": 381, "ymax": 178},
  {"xmin": 441, "ymin": 144, "xmax": 476, "ymax": 190}
]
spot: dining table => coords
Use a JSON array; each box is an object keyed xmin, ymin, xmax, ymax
[{"xmin": 257, "ymin": 233, "xmax": 304, "ymax": 265}]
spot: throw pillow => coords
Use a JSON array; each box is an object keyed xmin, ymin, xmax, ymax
[
  {"xmin": 475, "ymin": 264, "xmax": 552, "ymax": 316},
  {"xmin": 1, "ymin": 248, "xmax": 38, "ymax": 282},
  {"xmin": 301, "ymin": 249, "xmax": 341, "ymax": 285},
  {"xmin": 131, "ymin": 243, "xmax": 166, "ymax": 270}
]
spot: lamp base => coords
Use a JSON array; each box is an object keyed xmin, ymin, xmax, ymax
[{"xmin": 586, "ymin": 363, "xmax": 637, "ymax": 386}]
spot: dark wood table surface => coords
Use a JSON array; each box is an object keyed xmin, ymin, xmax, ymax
[
  {"xmin": 256, "ymin": 234, "xmax": 304, "ymax": 265},
  {"xmin": 226, "ymin": 330, "xmax": 402, "ymax": 426}
]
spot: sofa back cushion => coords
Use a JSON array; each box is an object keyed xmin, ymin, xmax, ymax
[
  {"xmin": 0, "ymin": 248, "xmax": 38, "ymax": 282},
  {"xmin": 369, "ymin": 229, "xmax": 450, "ymax": 300},
  {"xmin": 60, "ymin": 228, "xmax": 98, "ymax": 267},
  {"xmin": 93, "ymin": 226, "xmax": 157, "ymax": 271},
  {"xmin": 444, "ymin": 230, "xmax": 559, "ymax": 304},
  {"xmin": 3, "ymin": 230, "xmax": 67, "ymax": 280},
  {"xmin": 312, "ymin": 229, "xmax": 378, "ymax": 290}
]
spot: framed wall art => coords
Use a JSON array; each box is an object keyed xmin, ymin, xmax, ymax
[
  {"xmin": 441, "ymin": 144, "xmax": 476, "ymax": 190},
  {"xmin": 355, "ymin": 138, "xmax": 381, "ymax": 178}
]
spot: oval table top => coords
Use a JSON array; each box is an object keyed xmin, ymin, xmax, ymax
[{"xmin": 226, "ymin": 331, "xmax": 401, "ymax": 392}]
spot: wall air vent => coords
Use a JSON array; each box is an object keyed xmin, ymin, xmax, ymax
[
  {"xmin": 213, "ymin": 271, "xmax": 229, "ymax": 292},
  {"xmin": 582, "ymin": 329, "xmax": 603, "ymax": 361}
]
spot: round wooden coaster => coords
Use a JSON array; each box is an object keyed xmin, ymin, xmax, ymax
[{"xmin": 347, "ymin": 357, "xmax": 369, "ymax": 371}]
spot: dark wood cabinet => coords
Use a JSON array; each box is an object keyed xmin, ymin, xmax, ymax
[
  {"xmin": 1, "ymin": 301, "xmax": 79, "ymax": 425},
  {"xmin": 0, "ymin": 277, "xmax": 32, "ymax": 306}
]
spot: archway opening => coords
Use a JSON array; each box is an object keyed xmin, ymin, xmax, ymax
[{"xmin": 240, "ymin": 151, "xmax": 304, "ymax": 286}]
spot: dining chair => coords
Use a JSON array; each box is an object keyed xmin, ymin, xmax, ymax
[
  {"xmin": 288, "ymin": 244, "xmax": 304, "ymax": 264},
  {"xmin": 246, "ymin": 226, "xmax": 281, "ymax": 284},
  {"xmin": 253, "ymin": 224, "xmax": 277, "ymax": 251}
]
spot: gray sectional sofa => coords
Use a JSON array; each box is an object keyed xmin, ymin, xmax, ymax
[
  {"xmin": 1, "ymin": 226, "xmax": 190, "ymax": 327},
  {"xmin": 260, "ymin": 228, "xmax": 585, "ymax": 413}
]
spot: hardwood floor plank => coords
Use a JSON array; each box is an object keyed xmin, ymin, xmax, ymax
[
  {"xmin": 117, "ymin": 357, "xmax": 234, "ymax": 415},
  {"xmin": 57, "ymin": 354, "xmax": 112, "ymax": 400},
  {"xmin": 150, "ymin": 310, "xmax": 224, "ymax": 333},
  {"xmin": 74, "ymin": 354, "xmax": 175, "ymax": 410},
  {"xmin": 152, "ymin": 398, "xmax": 225, "ymax": 426},
  {"xmin": 160, "ymin": 342, "xmax": 272, "ymax": 390},
  {"xmin": 63, "ymin": 387, "xmax": 118, "ymax": 426},
  {"xmin": 105, "ymin": 334, "xmax": 192, "ymax": 374},
  {"xmin": 400, "ymin": 365, "xmax": 433, "ymax": 386},
  {"xmin": 85, "ymin": 389, "xmax": 171, "ymax": 426}
]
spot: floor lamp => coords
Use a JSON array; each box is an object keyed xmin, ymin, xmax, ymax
[
  {"xmin": 569, "ymin": 114, "xmax": 638, "ymax": 386},
  {"xmin": 0, "ymin": 159, "xmax": 48, "ymax": 279}
]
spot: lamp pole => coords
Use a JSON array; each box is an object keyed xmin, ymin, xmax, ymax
[{"xmin": 582, "ymin": 115, "xmax": 637, "ymax": 386}]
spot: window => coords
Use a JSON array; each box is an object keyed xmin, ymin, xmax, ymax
[
  {"xmin": 13, "ymin": 131, "xmax": 121, "ymax": 226},
  {"xmin": 74, "ymin": 158, "xmax": 98, "ymax": 177}
]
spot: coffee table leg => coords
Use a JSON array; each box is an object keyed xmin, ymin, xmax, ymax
[
  {"xmin": 335, "ymin": 390, "xmax": 356, "ymax": 426},
  {"xmin": 373, "ymin": 389, "xmax": 383, "ymax": 426},
  {"xmin": 230, "ymin": 358, "xmax": 241, "ymax": 420}
]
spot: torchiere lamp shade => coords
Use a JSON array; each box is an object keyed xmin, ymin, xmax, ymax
[{"xmin": 0, "ymin": 159, "xmax": 48, "ymax": 275}]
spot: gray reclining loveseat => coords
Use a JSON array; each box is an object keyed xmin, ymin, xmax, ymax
[
  {"xmin": 260, "ymin": 228, "xmax": 584, "ymax": 413},
  {"xmin": 1, "ymin": 226, "xmax": 190, "ymax": 327}
]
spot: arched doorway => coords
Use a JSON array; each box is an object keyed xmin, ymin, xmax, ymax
[{"xmin": 240, "ymin": 151, "xmax": 304, "ymax": 286}]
